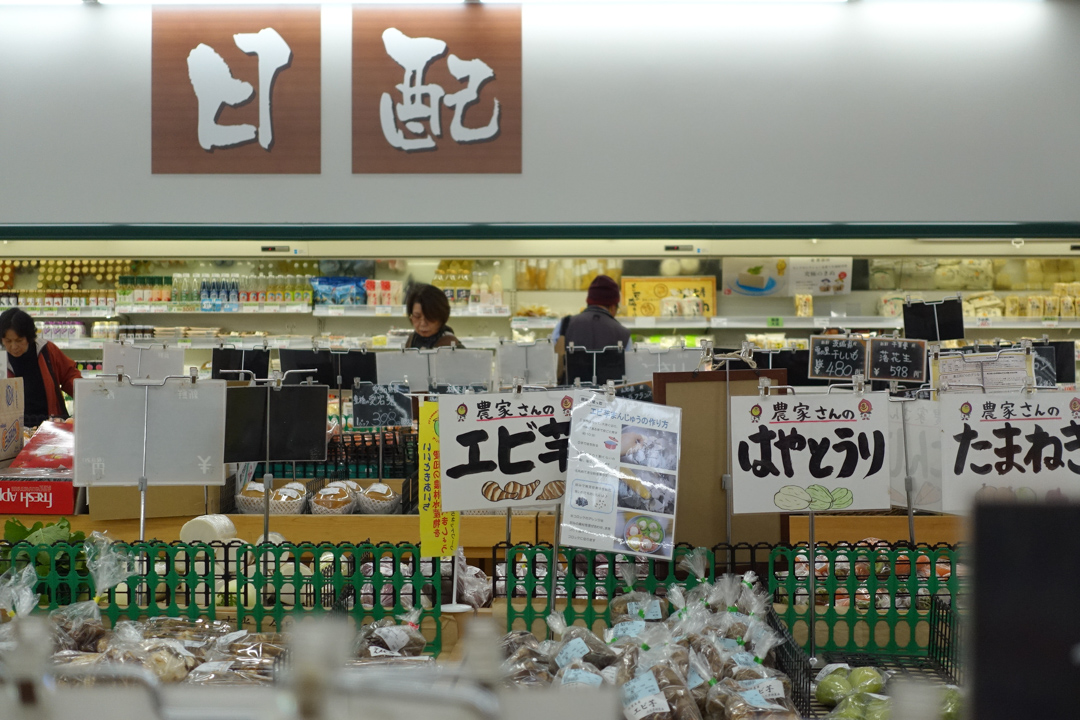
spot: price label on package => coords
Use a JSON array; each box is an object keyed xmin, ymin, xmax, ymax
[
  {"xmin": 555, "ymin": 637, "xmax": 589, "ymax": 668},
  {"xmin": 622, "ymin": 672, "xmax": 670, "ymax": 720}
]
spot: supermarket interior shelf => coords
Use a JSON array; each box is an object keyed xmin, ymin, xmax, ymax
[
  {"xmin": 621, "ymin": 316, "xmax": 711, "ymax": 329},
  {"xmin": 510, "ymin": 316, "xmax": 560, "ymax": 329},
  {"xmin": 2, "ymin": 305, "xmax": 119, "ymax": 318},
  {"xmin": 313, "ymin": 305, "xmax": 510, "ymax": 318},
  {"xmin": 968, "ymin": 317, "xmax": 1080, "ymax": 329},
  {"xmin": 116, "ymin": 302, "xmax": 310, "ymax": 315},
  {"xmin": 710, "ymin": 316, "xmax": 905, "ymax": 330}
]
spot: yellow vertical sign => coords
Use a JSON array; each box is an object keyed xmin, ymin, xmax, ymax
[{"xmin": 419, "ymin": 400, "xmax": 460, "ymax": 556}]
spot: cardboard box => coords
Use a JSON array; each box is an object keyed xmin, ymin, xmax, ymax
[
  {"xmin": 0, "ymin": 471, "xmax": 74, "ymax": 514},
  {"xmin": 89, "ymin": 485, "xmax": 221, "ymax": 521},
  {"xmin": 0, "ymin": 377, "xmax": 25, "ymax": 462}
]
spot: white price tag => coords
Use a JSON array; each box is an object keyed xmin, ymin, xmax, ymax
[
  {"xmin": 375, "ymin": 306, "xmax": 393, "ymax": 317},
  {"xmin": 328, "ymin": 307, "xmax": 345, "ymax": 317},
  {"xmin": 373, "ymin": 626, "xmax": 411, "ymax": 652},
  {"xmin": 134, "ymin": 305, "xmax": 150, "ymax": 313},
  {"xmin": 479, "ymin": 305, "xmax": 496, "ymax": 316},
  {"xmin": 41, "ymin": 310, "xmax": 57, "ymax": 317},
  {"xmin": 976, "ymin": 317, "xmax": 992, "ymax": 328},
  {"xmin": 178, "ymin": 340, "xmax": 192, "ymax": 348},
  {"xmin": 1042, "ymin": 316, "xmax": 1059, "ymax": 328},
  {"xmin": 286, "ymin": 304, "xmax": 307, "ymax": 313},
  {"xmin": 242, "ymin": 304, "xmax": 260, "ymax": 313},
  {"xmin": 635, "ymin": 316, "xmax": 656, "ymax": 328},
  {"xmin": 263, "ymin": 304, "xmax": 281, "ymax": 314},
  {"xmin": 151, "ymin": 305, "xmax": 167, "ymax": 313}
]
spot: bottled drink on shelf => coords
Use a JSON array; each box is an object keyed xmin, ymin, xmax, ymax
[{"xmin": 491, "ymin": 265, "xmax": 504, "ymax": 305}]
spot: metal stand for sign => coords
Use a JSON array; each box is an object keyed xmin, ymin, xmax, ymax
[
  {"xmin": 756, "ymin": 376, "xmax": 813, "ymax": 661},
  {"xmin": 498, "ymin": 339, "xmax": 557, "ymax": 387},
  {"xmin": 717, "ymin": 343, "xmax": 757, "ymax": 545},
  {"xmin": 903, "ymin": 294, "xmax": 964, "ymax": 342},
  {"xmin": 564, "ymin": 342, "xmax": 625, "ymax": 386},
  {"xmin": 930, "ymin": 344, "xmax": 1034, "ymax": 395},
  {"xmin": 888, "ymin": 381, "xmax": 919, "ymax": 546},
  {"xmin": 220, "ymin": 367, "xmax": 318, "ymax": 543},
  {"xmin": 103, "ymin": 366, "xmax": 206, "ymax": 543}
]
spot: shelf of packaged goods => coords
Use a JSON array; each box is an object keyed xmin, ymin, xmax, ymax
[
  {"xmin": 710, "ymin": 316, "xmax": 905, "ymax": 330},
  {"xmin": 4, "ymin": 306, "xmax": 119, "ymax": 319},
  {"xmin": 115, "ymin": 302, "xmax": 311, "ymax": 315},
  {"xmin": 966, "ymin": 318, "xmax": 1080, "ymax": 330},
  {"xmin": 510, "ymin": 317, "xmax": 560, "ymax": 330},
  {"xmin": 57, "ymin": 336, "xmax": 405, "ymax": 351},
  {"xmin": 313, "ymin": 305, "xmax": 510, "ymax": 318},
  {"xmin": 15, "ymin": 513, "xmax": 557, "ymax": 560},
  {"xmin": 621, "ymin": 316, "xmax": 711, "ymax": 329}
]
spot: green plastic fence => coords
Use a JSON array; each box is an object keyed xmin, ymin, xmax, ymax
[
  {"xmin": 768, "ymin": 543, "xmax": 962, "ymax": 657},
  {"xmin": 502, "ymin": 544, "xmax": 714, "ymax": 634},
  {"xmin": 0, "ymin": 540, "xmax": 442, "ymax": 656}
]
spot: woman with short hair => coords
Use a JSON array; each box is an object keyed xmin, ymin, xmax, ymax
[
  {"xmin": 0, "ymin": 308, "xmax": 81, "ymax": 426},
  {"xmin": 404, "ymin": 283, "xmax": 463, "ymax": 349}
]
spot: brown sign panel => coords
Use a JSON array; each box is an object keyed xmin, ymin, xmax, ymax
[
  {"xmin": 152, "ymin": 7, "xmax": 320, "ymax": 174},
  {"xmin": 353, "ymin": 4, "xmax": 522, "ymax": 174}
]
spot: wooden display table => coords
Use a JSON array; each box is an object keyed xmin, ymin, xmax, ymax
[
  {"xmin": 12, "ymin": 513, "xmax": 557, "ymax": 560},
  {"xmin": 786, "ymin": 513, "xmax": 966, "ymax": 546}
]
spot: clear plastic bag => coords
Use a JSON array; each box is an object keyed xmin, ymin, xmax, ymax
[
  {"xmin": 610, "ymin": 562, "xmax": 666, "ymax": 624},
  {"xmin": 50, "ymin": 533, "xmax": 135, "ymax": 653},
  {"xmin": 555, "ymin": 656, "xmax": 605, "ymax": 688},
  {"xmin": 630, "ymin": 646, "xmax": 703, "ymax": 720},
  {"xmin": 184, "ymin": 657, "xmax": 276, "ymax": 686},
  {"xmin": 356, "ymin": 608, "xmax": 427, "ymax": 658},
  {"xmin": 679, "ymin": 548, "xmax": 713, "ymax": 610},
  {"xmin": 455, "ymin": 548, "xmax": 493, "ymax": 609},
  {"xmin": 101, "ymin": 620, "xmax": 199, "ymax": 683},
  {"xmin": 500, "ymin": 629, "xmax": 539, "ymax": 659},
  {"xmin": 546, "ymin": 611, "xmax": 616, "ymax": 670},
  {"xmin": 824, "ymin": 692, "xmax": 891, "ymax": 720},
  {"xmin": 705, "ymin": 678, "xmax": 799, "ymax": 720}
]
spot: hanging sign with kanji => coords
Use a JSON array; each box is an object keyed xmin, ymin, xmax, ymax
[
  {"xmin": 439, "ymin": 391, "xmax": 571, "ymax": 510},
  {"xmin": 731, "ymin": 393, "xmax": 892, "ymax": 514},
  {"xmin": 939, "ymin": 392, "xmax": 1080, "ymax": 513}
]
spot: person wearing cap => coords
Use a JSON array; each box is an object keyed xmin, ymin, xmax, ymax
[
  {"xmin": 0, "ymin": 307, "xmax": 81, "ymax": 426},
  {"xmin": 553, "ymin": 275, "xmax": 632, "ymax": 384}
]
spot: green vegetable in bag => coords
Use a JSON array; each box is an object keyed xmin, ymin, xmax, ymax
[
  {"xmin": 848, "ymin": 666, "xmax": 884, "ymax": 694},
  {"xmin": 816, "ymin": 674, "xmax": 853, "ymax": 707}
]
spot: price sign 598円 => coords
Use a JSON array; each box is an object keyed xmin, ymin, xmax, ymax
[{"xmin": 731, "ymin": 394, "xmax": 891, "ymax": 514}]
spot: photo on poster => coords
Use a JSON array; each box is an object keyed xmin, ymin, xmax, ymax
[
  {"xmin": 619, "ymin": 425, "xmax": 679, "ymax": 472},
  {"xmin": 615, "ymin": 511, "xmax": 673, "ymax": 557},
  {"xmin": 617, "ymin": 466, "xmax": 676, "ymax": 515}
]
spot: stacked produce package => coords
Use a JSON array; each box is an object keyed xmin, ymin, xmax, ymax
[{"xmin": 499, "ymin": 551, "xmax": 800, "ymax": 720}]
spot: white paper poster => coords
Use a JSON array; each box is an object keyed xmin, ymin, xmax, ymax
[
  {"xmin": 788, "ymin": 257, "xmax": 853, "ymax": 296},
  {"xmin": 888, "ymin": 399, "xmax": 942, "ymax": 512},
  {"xmin": 561, "ymin": 390, "xmax": 682, "ymax": 560},
  {"xmin": 931, "ymin": 352, "xmax": 1034, "ymax": 392},
  {"xmin": 939, "ymin": 391, "xmax": 1080, "ymax": 513},
  {"xmin": 438, "ymin": 391, "xmax": 572, "ymax": 511},
  {"xmin": 731, "ymin": 393, "xmax": 891, "ymax": 514}
]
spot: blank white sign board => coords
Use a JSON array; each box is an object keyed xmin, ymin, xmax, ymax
[
  {"xmin": 433, "ymin": 348, "xmax": 494, "ymax": 387},
  {"xmin": 375, "ymin": 349, "xmax": 432, "ymax": 391},
  {"xmin": 73, "ymin": 377, "xmax": 227, "ymax": 487},
  {"xmin": 102, "ymin": 343, "xmax": 185, "ymax": 381},
  {"xmin": 625, "ymin": 347, "xmax": 705, "ymax": 383},
  {"xmin": 497, "ymin": 341, "xmax": 557, "ymax": 386}
]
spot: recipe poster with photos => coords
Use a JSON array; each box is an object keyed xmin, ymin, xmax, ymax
[{"xmin": 560, "ymin": 390, "xmax": 682, "ymax": 560}]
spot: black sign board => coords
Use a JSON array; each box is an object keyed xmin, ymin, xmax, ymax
[
  {"xmin": 211, "ymin": 348, "xmax": 270, "ymax": 382},
  {"xmin": 974, "ymin": 503, "xmax": 1080, "ymax": 720},
  {"xmin": 224, "ymin": 384, "xmax": 329, "ymax": 463},
  {"xmin": 1031, "ymin": 344, "xmax": 1057, "ymax": 388},
  {"xmin": 352, "ymin": 382, "xmax": 412, "ymax": 428},
  {"xmin": 1049, "ymin": 341, "xmax": 1076, "ymax": 385},
  {"xmin": 564, "ymin": 346, "xmax": 626, "ymax": 386},
  {"xmin": 867, "ymin": 338, "xmax": 927, "ymax": 383},
  {"xmin": 279, "ymin": 349, "xmax": 336, "ymax": 387},
  {"xmin": 614, "ymin": 381, "xmax": 653, "ymax": 403},
  {"xmin": 902, "ymin": 297, "xmax": 965, "ymax": 342},
  {"xmin": 808, "ymin": 336, "xmax": 868, "ymax": 380},
  {"xmin": 336, "ymin": 351, "xmax": 378, "ymax": 387}
]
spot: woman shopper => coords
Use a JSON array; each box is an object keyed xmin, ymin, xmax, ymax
[
  {"xmin": 404, "ymin": 283, "xmax": 463, "ymax": 349},
  {"xmin": 0, "ymin": 307, "xmax": 81, "ymax": 426}
]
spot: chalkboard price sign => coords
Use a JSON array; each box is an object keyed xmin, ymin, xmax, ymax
[
  {"xmin": 614, "ymin": 381, "xmax": 653, "ymax": 403},
  {"xmin": 352, "ymin": 382, "xmax": 412, "ymax": 428},
  {"xmin": 808, "ymin": 335, "xmax": 868, "ymax": 380},
  {"xmin": 867, "ymin": 338, "xmax": 927, "ymax": 382}
]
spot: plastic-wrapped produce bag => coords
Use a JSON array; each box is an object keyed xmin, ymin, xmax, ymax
[{"xmin": 50, "ymin": 532, "xmax": 135, "ymax": 653}]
